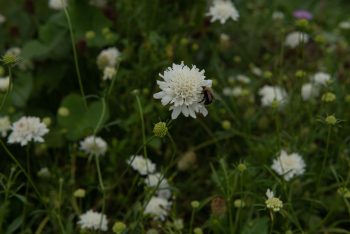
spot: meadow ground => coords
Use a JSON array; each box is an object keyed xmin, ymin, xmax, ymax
[{"xmin": 1, "ymin": 0, "xmax": 350, "ymax": 233}]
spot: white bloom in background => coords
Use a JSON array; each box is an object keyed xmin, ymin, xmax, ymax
[
  {"xmin": 5, "ymin": 47, "xmax": 21, "ymax": 58},
  {"xmin": 37, "ymin": 167, "xmax": 51, "ymax": 178},
  {"xmin": 8, "ymin": 116, "xmax": 49, "ymax": 146},
  {"xmin": 0, "ymin": 14, "xmax": 6, "ymax": 24},
  {"xmin": 223, "ymin": 87, "xmax": 234, "ymax": 96},
  {"xmin": 77, "ymin": 210, "xmax": 108, "ymax": 231},
  {"xmin": 272, "ymin": 11, "xmax": 284, "ymax": 20},
  {"xmin": 145, "ymin": 173, "xmax": 172, "ymax": 199},
  {"xmin": 0, "ymin": 116, "xmax": 11, "ymax": 137},
  {"xmin": 265, "ymin": 189, "xmax": 283, "ymax": 212},
  {"xmin": 311, "ymin": 72, "xmax": 331, "ymax": 86},
  {"xmin": 49, "ymin": 0, "xmax": 67, "ymax": 10},
  {"xmin": 339, "ymin": 21, "xmax": 350, "ymax": 30},
  {"xmin": 206, "ymin": 0, "xmax": 239, "ymax": 24},
  {"xmin": 271, "ymin": 150, "xmax": 306, "ymax": 181},
  {"xmin": 127, "ymin": 155, "xmax": 156, "ymax": 175},
  {"xmin": 301, "ymin": 83, "xmax": 319, "ymax": 101},
  {"xmin": 236, "ymin": 74, "xmax": 251, "ymax": 84},
  {"xmin": 144, "ymin": 196, "xmax": 171, "ymax": 220},
  {"xmin": 232, "ymin": 87, "xmax": 243, "ymax": 97},
  {"xmin": 97, "ymin": 47, "xmax": 120, "ymax": 70},
  {"xmin": 102, "ymin": 67, "xmax": 116, "ymax": 81},
  {"xmin": 80, "ymin": 136, "xmax": 108, "ymax": 157},
  {"xmin": 285, "ymin": 31, "xmax": 309, "ymax": 48},
  {"xmin": 0, "ymin": 77, "xmax": 10, "ymax": 92},
  {"xmin": 250, "ymin": 66, "xmax": 263, "ymax": 76},
  {"xmin": 258, "ymin": 85, "xmax": 287, "ymax": 107},
  {"xmin": 153, "ymin": 62, "xmax": 212, "ymax": 119},
  {"xmin": 90, "ymin": 0, "xmax": 107, "ymax": 8}
]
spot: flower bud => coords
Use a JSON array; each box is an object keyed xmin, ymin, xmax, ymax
[
  {"xmin": 153, "ymin": 122, "xmax": 168, "ymax": 138},
  {"xmin": 325, "ymin": 115, "xmax": 337, "ymax": 125},
  {"xmin": 191, "ymin": 200, "xmax": 200, "ymax": 209},
  {"xmin": 58, "ymin": 107, "xmax": 70, "ymax": 117},
  {"xmin": 112, "ymin": 221, "xmax": 126, "ymax": 234},
  {"xmin": 73, "ymin": 188, "xmax": 86, "ymax": 198}
]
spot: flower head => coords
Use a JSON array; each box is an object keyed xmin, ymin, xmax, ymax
[
  {"xmin": 102, "ymin": 67, "xmax": 116, "ymax": 80},
  {"xmin": 311, "ymin": 72, "xmax": 331, "ymax": 86},
  {"xmin": 97, "ymin": 47, "xmax": 120, "ymax": 70},
  {"xmin": 144, "ymin": 196, "xmax": 171, "ymax": 220},
  {"xmin": 77, "ymin": 210, "xmax": 108, "ymax": 231},
  {"xmin": 145, "ymin": 173, "xmax": 172, "ymax": 199},
  {"xmin": 127, "ymin": 155, "xmax": 156, "ymax": 175},
  {"xmin": 8, "ymin": 116, "xmax": 49, "ymax": 146},
  {"xmin": 80, "ymin": 136, "xmax": 108, "ymax": 157},
  {"xmin": 293, "ymin": 10, "xmax": 313, "ymax": 20},
  {"xmin": 285, "ymin": 31, "xmax": 309, "ymax": 48},
  {"xmin": 153, "ymin": 62, "xmax": 212, "ymax": 119},
  {"xmin": 49, "ymin": 0, "xmax": 67, "ymax": 10},
  {"xmin": 153, "ymin": 122, "xmax": 168, "ymax": 138},
  {"xmin": 258, "ymin": 85, "xmax": 287, "ymax": 107},
  {"xmin": 0, "ymin": 116, "xmax": 10, "ymax": 137},
  {"xmin": 271, "ymin": 150, "xmax": 306, "ymax": 181},
  {"xmin": 301, "ymin": 83, "xmax": 319, "ymax": 101},
  {"xmin": 206, "ymin": 0, "xmax": 239, "ymax": 24},
  {"xmin": 265, "ymin": 189, "xmax": 283, "ymax": 212}
]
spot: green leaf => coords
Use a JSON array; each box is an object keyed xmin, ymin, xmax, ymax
[
  {"xmin": 21, "ymin": 40, "xmax": 48, "ymax": 60},
  {"xmin": 242, "ymin": 217, "xmax": 268, "ymax": 234},
  {"xmin": 10, "ymin": 73, "xmax": 33, "ymax": 108}
]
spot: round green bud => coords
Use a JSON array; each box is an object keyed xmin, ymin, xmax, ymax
[
  {"xmin": 191, "ymin": 200, "xmax": 200, "ymax": 209},
  {"xmin": 2, "ymin": 54, "xmax": 19, "ymax": 66},
  {"xmin": 285, "ymin": 230, "xmax": 293, "ymax": 234},
  {"xmin": 73, "ymin": 188, "xmax": 86, "ymax": 198},
  {"xmin": 112, "ymin": 221, "xmax": 126, "ymax": 234},
  {"xmin": 102, "ymin": 27, "xmax": 110, "ymax": 35},
  {"xmin": 221, "ymin": 120, "xmax": 231, "ymax": 130},
  {"xmin": 315, "ymin": 34, "xmax": 326, "ymax": 44},
  {"xmin": 85, "ymin": 31, "xmax": 96, "ymax": 40},
  {"xmin": 234, "ymin": 199, "xmax": 246, "ymax": 208},
  {"xmin": 271, "ymin": 100, "xmax": 280, "ymax": 109},
  {"xmin": 192, "ymin": 43, "xmax": 199, "ymax": 51},
  {"xmin": 153, "ymin": 122, "xmax": 168, "ymax": 138},
  {"xmin": 295, "ymin": 70, "xmax": 306, "ymax": 78},
  {"xmin": 233, "ymin": 56, "xmax": 241, "ymax": 63},
  {"xmin": 43, "ymin": 117, "xmax": 52, "ymax": 127},
  {"xmin": 325, "ymin": 115, "xmax": 337, "ymax": 125},
  {"xmin": 180, "ymin": 38, "xmax": 189, "ymax": 46},
  {"xmin": 321, "ymin": 92, "xmax": 336, "ymax": 102},
  {"xmin": 295, "ymin": 19, "xmax": 309, "ymax": 29},
  {"xmin": 58, "ymin": 107, "xmax": 70, "ymax": 117},
  {"xmin": 237, "ymin": 163, "xmax": 247, "ymax": 173},
  {"xmin": 263, "ymin": 71, "xmax": 273, "ymax": 79},
  {"xmin": 194, "ymin": 227, "xmax": 203, "ymax": 234}
]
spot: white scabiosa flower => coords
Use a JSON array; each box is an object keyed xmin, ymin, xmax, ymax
[
  {"xmin": 8, "ymin": 116, "xmax": 49, "ymax": 146},
  {"xmin": 258, "ymin": 85, "xmax": 287, "ymax": 107},
  {"xmin": 145, "ymin": 173, "xmax": 172, "ymax": 199},
  {"xmin": 80, "ymin": 135, "xmax": 107, "ymax": 157},
  {"xmin": 206, "ymin": 0, "xmax": 239, "ymax": 24},
  {"xmin": 265, "ymin": 189, "xmax": 283, "ymax": 212},
  {"xmin": 0, "ymin": 77, "xmax": 10, "ymax": 92},
  {"xmin": 96, "ymin": 47, "xmax": 121, "ymax": 70},
  {"xmin": 153, "ymin": 62, "xmax": 212, "ymax": 119},
  {"xmin": 49, "ymin": 0, "xmax": 67, "ymax": 10},
  {"xmin": 271, "ymin": 150, "xmax": 306, "ymax": 181},
  {"xmin": 0, "ymin": 116, "xmax": 11, "ymax": 137},
  {"xmin": 102, "ymin": 67, "xmax": 116, "ymax": 81},
  {"xmin": 0, "ymin": 14, "xmax": 6, "ymax": 24},
  {"xmin": 311, "ymin": 72, "xmax": 331, "ymax": 86},
  {"xmin": 77, "ymin": 210, "xmax": 108, "ymax": 231},
  {"xmin": 144, "ymin": 196, "xmax": 171, "ymax": 220},
  {"xmin": 127, "ymin": 155, "xmax": 156, "ymax": 175},
  {"xmin": 301, "ymin": 83, "xmax": 319, "ymax": 101},
  {"xmin": 285, "ymin": 31, "xmax": 309, "ymax": 48}
]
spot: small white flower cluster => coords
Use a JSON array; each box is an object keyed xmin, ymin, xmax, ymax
[
  {"xmin": 0, "ymin": 116, "xmax": 11, "ymax": 137},
  {"xmin": 258, "ymin": 85, "xmax": 287, "ymax": 107},
  {"xmin": 48, "ymin": 0, "xmax": 67, "ymax": 10},
  {"xmin": 80, "ymin": 135, "xmax": 108, "ymax": 157},
  {"xmin": 77, "ymin": 210, "xmax": 108, "ymax": 231},
  {"xmin": 126, "ymin": 156, "xmax": 172, "ymax": 220},
  {"xmin": 301, "ymin": 72, "xmax": 331, "ymax": 101},
  {"xmin": 285, "ymin": 31, "xmax": 309, "ymax": 48},
  {"xmin": 265, "ymin": 189, "xmax": 283, "ymax": 212},
  {"xmin": 154, "ymin": 62, "xmax": 212, "ymax": 119},
  {"xmin": 8, "ymin": 116, "xmax": 49, "ymax": 146},
  {"xmin": 0, "ymin": 76, "xmax": 10, "ymax": 92},
  {"xmin": 0, "ymin": 13, "xmax": 6, "ymax": 24},
  {"xmin": 271, "ymin": 150, "xmax": 306, "ymax": 181},
  {"xmin": 272, "ymin": 11, "xmax": 285, "ymax": 20},
  {"xmin": 223, "ymin": 74, "xmax": 251, "ymax": 98},
  {"xmin": 206, "ymin": 0, "xmax": 239, "ymax": 24},
  {"xmin": 96, "ymin": 47, "xmax": 120, "ymax": 81}
]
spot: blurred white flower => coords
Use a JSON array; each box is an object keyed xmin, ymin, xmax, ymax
[
  {"xmin": 8, "ymin": 116, "xmax": 49, "ymax": 146},
  {"xmin": 258, "ymin": 85, "xmax": 287, "ymax": 107},
  {"xmin": 97, "ymin": 47, "xmax": 120, "ymax": 70},
  {"xmin": 272, "ymin": 11, "xmax": 284, "ymax": 20},
  {"xmin": 0, "ymin": 14, "xmax": 6, "ymax": 24},
  {"xmin": 48, "ymin": 0, "xmax": 67, "ymax": 10},
  {"xmin": 206, "ymin": 0, "xmax": 239, "ymax": 24},
  {"xmin": 0, "ymin": 116, "xmax": 11, "ymax": 137},
  {"xmin": 89, "ymin": 0, "xmax": 107, "ymax": 8},
  {"xmin": 271, "ymin": 150, "xmax": 306, "ymax": 181},
  {"xmin": 145, "ymin": 173, "xmax": 172, "ymax": 199},
  {"xmin": 80, "ymin": 136, "xmax": 108, "ymax": 157},
  {"xmin": 0, "ymin": 77, "xmax": 10, "ymax": 92},
  {"xmin": 265, "ymin": 189, "xmax": 283, "ymax": 212},
  {"xmin": 285, "ymin": 31, "xmax": 309, "ymax": 48},
  {"xmin": 301, "ymin": 83, "xmax": 319, "ymax": 101},
  {"xmin": 311, "ymin": 72, "xmax": 331, "ymax": 86},
  {"xmin": 144, "ymin": 196, "xmax": 171, "ymax": 220},
  {"xmin": 339, "ymin": 21, "xmax": 350, "ymax": 30},
  {"xmin": 127, "ymin": 155, "xmax": 156, "ymax": 175},
  {"xmin": 5, "ymin": 47, "xmax": 21, "ymax": 58},
  {"xmin": 102, "ymin": 67, "xmax": 116, "ymax": 81},
  {"xmin": 236, "ymin": 74, "xmax": 251, "ymax": 84},
  {"xmin": 232, "ymin": 87, "xmax": 243, "ymax": 97},
  {"xmin": 153, "ymin": 62, "xmax": 212, "ymax": 119},
  {"xmin": 250, "ymin": 65, "xmax": 263, "ymax": 76},
  {"xmin": 77, "ymin": 210, "xmax": 108, "ymax": 231},
  {"xmin": 37, "ymin": 167, "xmax": 51, "ymax": 178}
]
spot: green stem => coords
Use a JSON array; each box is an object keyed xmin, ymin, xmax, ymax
[
  {"xmin": 57, "ymin": 179, "xmax": 66, "ymax": 234},
  {"xmin": 0, "ymin": 67, "xmax": 13, "ymax": 112},
  {"xmin": 62, "ymin": 3, "xmax": 88, "ymax": 109},
  {"xmin": 189, "ymin": 209, "xmax": 196, "ymax": 234},
  {"xmin": 107, "ymin": 61, "xmax": 121, "ymax": 97},
  {"xmin": 95, "ymin": 156, "xmax": 106, "ymax": 233},
  {"xmin": 319, "ymin": 126, "xmax": 332, "ymax": 187},
  {"xmin": 135, "ymin": 95, "xmax": 147, "ymax": 159}
]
